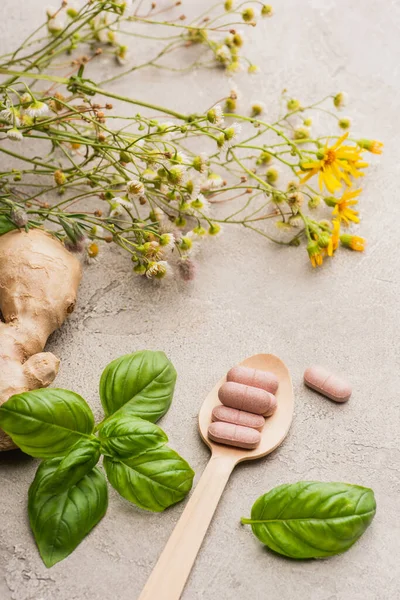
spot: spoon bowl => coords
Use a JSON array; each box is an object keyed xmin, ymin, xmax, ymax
[
  {"xmin": 139, "ymin": 353, "xmax": 294, "ymax": 600},
  {"xmin": 199, "ymin": 353, "xmax": 294, "ymax": 462}
]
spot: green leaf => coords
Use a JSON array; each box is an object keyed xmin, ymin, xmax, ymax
[
  {"xmin": 0, "ymin": 389, "xmax": 94, "ymax": 458},
  {"xmin": 99, "ymin": 413, "xmax": 168, "ymax": 458},
  {"xmin": 241, "ymin": 481, "xmax": 376, "ymax": 559},
  {"xmin": 104, "ymin": 446, "xmax": 194, "ymax": 512},
  {"xmin": 29, "ymin": 460, "xmax": 108, "ymax": 567},
  {"xmin": 0, "ymin": 215, "xmax": 16, "ymax": 235},
  {"xmin": 99, "ymin": 350, "xmax": 177, "ymax": 423},
  {"xmin": 41, "ymin": 438, "xmax": 101, "ymax": 494}
]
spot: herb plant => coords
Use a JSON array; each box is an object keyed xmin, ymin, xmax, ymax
[
  {"xmin": 241, "ymin": 481, "xmax": 376, "ymax": 559},
  {"xmin": 0, "ymin": 350, "xmax": 194, "ymax": 568},
  {"xmin": 0, "ymin": 1, "xmax": 382, "ymax": 272}
]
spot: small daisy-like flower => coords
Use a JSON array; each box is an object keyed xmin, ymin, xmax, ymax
[
  {"xmin": 357, "ymin": 139, "xmax": 383, "ymax": 155},
  {"xmin": 202, "ymin": 172, "xmax": 224, "ymax": 190},
  {"xmin": 143, "ymin": 168, "xmax": 158, "ymax": 182},
  {"xmin": 299, "ymin": 132, "xmax": 366, "ymax": 193},
  {"xmin": 7, "ymin": 127, "xmax": 23, "ymax": 142},
  {"xmin": 127, "ymin": 178, "xmax": 145, "ymax": 198},
  {"xmin": 85, "ymin": 241, "xmax": 100, "ymax": 264},
  {"xmin": 338, "ymin": 117, "xmax": 351, "ymax": 130},
  {"xmin": 116, "ymin": 45, "xmax": 128, "ymax": 65},
  {"xmin": 48, "ymin": 16, "xmax": 65, "ymax": 33},
  {"xmin": 208, "ymin": 223, "xmax": 223, "ymax": 237},
  {"xmin": 159, "ymin": 233, "xmax": 175, "ymax": 251},
  {"xmin": 224, "ymin": 122, "xmax": 242, "ymax": 145},
  {"xmin": 242, "ymin": 7, "xmax": 255, "ymax": 22},
  {"xmin": 251, "ymin": 102, "xmax": 265, "ymax": 117},
  {"xmin": 207, "ymin": 104, "xmax": 224, "ymax": 127},
  {"xmin": 192, "ymin": 225, "xmax": 207, "ymax": 238},
  {"xmin": 266, "ymin": 167, "xmax": 279, "ymax": 184},
  {"xmin": 333, "ymin": 92, "xmax": 348, "ymax": 109},
  {"xmin": 133, "ymin": 263, "xmax": 147, "ymax": 276},
  {"xmin": 331, "ymin": 189, "xmax": 361, "ymax": 226},
  {"xmin": 192, "ymin": 153, "xmax": 208, "ymax": 174},
  {"xmin": 215, "ymin": 44, "xmax": 231, "ymax": 64},
  {"xmin": 261, "ymin": 4, "xmax": 273, "ymax": 17},
  {"xmin": 0, "ymin": 106, "xmax": 21, "ymax": 126},
  {"xmin": 109, "ymin": 197, "xmax": 131, "ymax": 219},
  {"xmin": 227, "ymin": 61, "xmax": 242, "ymax": 74},
  {"xmin": 248, "ymin": 64, "xmax": 260, "ymax": 74},
  {"xmin": 185, "ymin": 177, "xmax": 201, "ymax": 199},
  {"xmin": 340, "ymin": 233, "xmax": 366, "ymax": 252},
  {"xmin": 167, "ymin": 165, "xmax": 186, "ymax": 185},
  {"xmin": 287, "ymin": 98, "xmax": 301, "ymax": 111},
  {"xmin": 146, "ymin": 260, "xmax": 172, "ymax": 280},
  {"xmin": 171, "ymin": 151, "xmax": 188, "ymax": 165},
  {"xmin": 293, "ymin": 126, "xmax": 310, "ymax": 141},
  {"xmin": 26, "ymin": 100, "xmax": 49, "ymax": 118},
  {"xmin": 308, "ymin": 195, "xmax": 322, "ymax": 210},
  {"xmin": 191, "ymin": 194, "xmax": 210, "ymax": 214}
]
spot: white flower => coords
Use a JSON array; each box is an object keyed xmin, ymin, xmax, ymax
[
  {"xmin": 26, "ymin": 101, "xmax": 49, "ymax": 118},
  {"xmin": 127, "ymin": 178, "xmax": 145, "ymax": 198},
  {"xmin": 172, "ymin": 151, "xmax": 189, "ymax": 165},
  {"xmin": 185, "ymin": 176, "xmax": 201, "ymax": 200},
  {"xmin": 202, "ymin": 172, "xmax": 224, "ymax": 191},
  {"xmin": 215, "ymin": 44, "xmax": 231, "ymax": 64},
  {"xmin": 0, "ymin": 107, "xmax": 21, "ymax": 126},
  {"xmin": 47, "ymin": 16, "xmax": 65, "ymax": 33},
  {"xmin": 159, "ymin": 233, "xmax": 175, "ymax": 251},
  {"xmin": 192, "ymin": 152, "xmax": 208, "ymax": 174},
  {"xmin": 7, "ymin": 128, "xmax": 23, "ymax": 142},
  {"xmin": 214, "ymin": 105, "xmax": 224, "ymax": 127},
  {"xmin": 229, "ymin": 82, "xmax": 241, "ymax": 100},
  {"xmin": 109, "ymin": 197, "xmax": 132, "ymax": 218},
  {"xmin": 224, "ymin": 122, "xmax": 242, "ymax": 145},
  {"xmin": 143, "ymin": 168, "xmax": 158, "ymax": 182},
  {"xmin": 191, "ymin": 193, "xmax": 211, "ymax": 215},
  {"xmin": 146, "ymin": 260, "xmax": 172, "ymax": 280}
]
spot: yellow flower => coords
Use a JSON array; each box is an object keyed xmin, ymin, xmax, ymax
[
  {"xmin": 307, "ymin": 240, "xmax": 324, "ymax": 268},
  {"xmin": 357, "ymin": 139, "xmax": 383, "ymax": 154},
  {"xmin": 327, "ymin": 219, "xmax": 340, "ymax": 256},
  {"xmin": 299, "ymin": 132, "xmax": 367, "ymax": 193},
  {"xmin": 332, "ymin": 189, "xmax": 360, "ymax": 226},
  {"xmin": 340, "ymin": 234, "xmax": 366, "ymax": 252}
]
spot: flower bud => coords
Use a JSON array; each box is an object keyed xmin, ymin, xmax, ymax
[{"xmin": 261, "ymin": 5, "xmax": 273, "ymax": 17}]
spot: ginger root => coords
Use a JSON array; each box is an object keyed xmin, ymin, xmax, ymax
[{"xmin": 0, "ymin": 229, "xmax": 82, "ymax": 451}]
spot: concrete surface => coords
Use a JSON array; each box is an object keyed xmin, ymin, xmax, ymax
[{"xmin": 0, "ymin": 1, "xmax": 399, "ymax": 599}]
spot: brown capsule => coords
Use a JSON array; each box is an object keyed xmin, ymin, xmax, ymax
[
  {"xmin": 218, "ymin": 381, "xmax": 276, "ymax": 416},
  {"xmin": 227, "ymin": 365, "xmax": 279, "ymax": 394},
  {"xmin": 304, "ymin": 365, "xmax": 352, "ymax": 403},
  {"xmin": 208, "ymin": 422, "xmax": 261, "ymax": 449},
  {"xmin": 212, "ymin": 406, "xmax": 265, "ymax": 430}
]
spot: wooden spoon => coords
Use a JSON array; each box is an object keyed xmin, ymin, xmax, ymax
[{"xmin": 138, "ymin": 353, "xmax": 294, "ymax": 600}]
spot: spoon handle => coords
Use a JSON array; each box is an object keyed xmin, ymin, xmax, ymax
[{"xmin": 138, "ymin": 453, "xmax": 236, "ymax": 600}]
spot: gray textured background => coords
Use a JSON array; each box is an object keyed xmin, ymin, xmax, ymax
[{"xmin": 1, "ymin": 1, "xmax": 399, "ymax": 599}]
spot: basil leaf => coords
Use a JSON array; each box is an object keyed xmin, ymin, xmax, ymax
[
  {"xmin": 29, "ymin": 460, "xmax": 108, "ymax": 567},
  {"xmin": 241, "ymin": 481, "xmax": 376, "ymax": 559},
  {"xmin": 99, "ymin": 350, "xmax": 177, "ymax": 423},
  {"xmin": 99, "ymin": 413, "xmax": 168, "ymax": 458},
  {"xmin": 0, "ymin": 215, "xmax": 16, "ymax": 235},
  {"xmin": 0, "ymin": 389, "xmax": 94, "ymax": 458},
  {"xmin": 104, "ymin": 446, "xmax": 194, "ymax": 512},
  {"xmin": 41, "ymin": 438, "xmax": 101, "ymax": 494}
]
